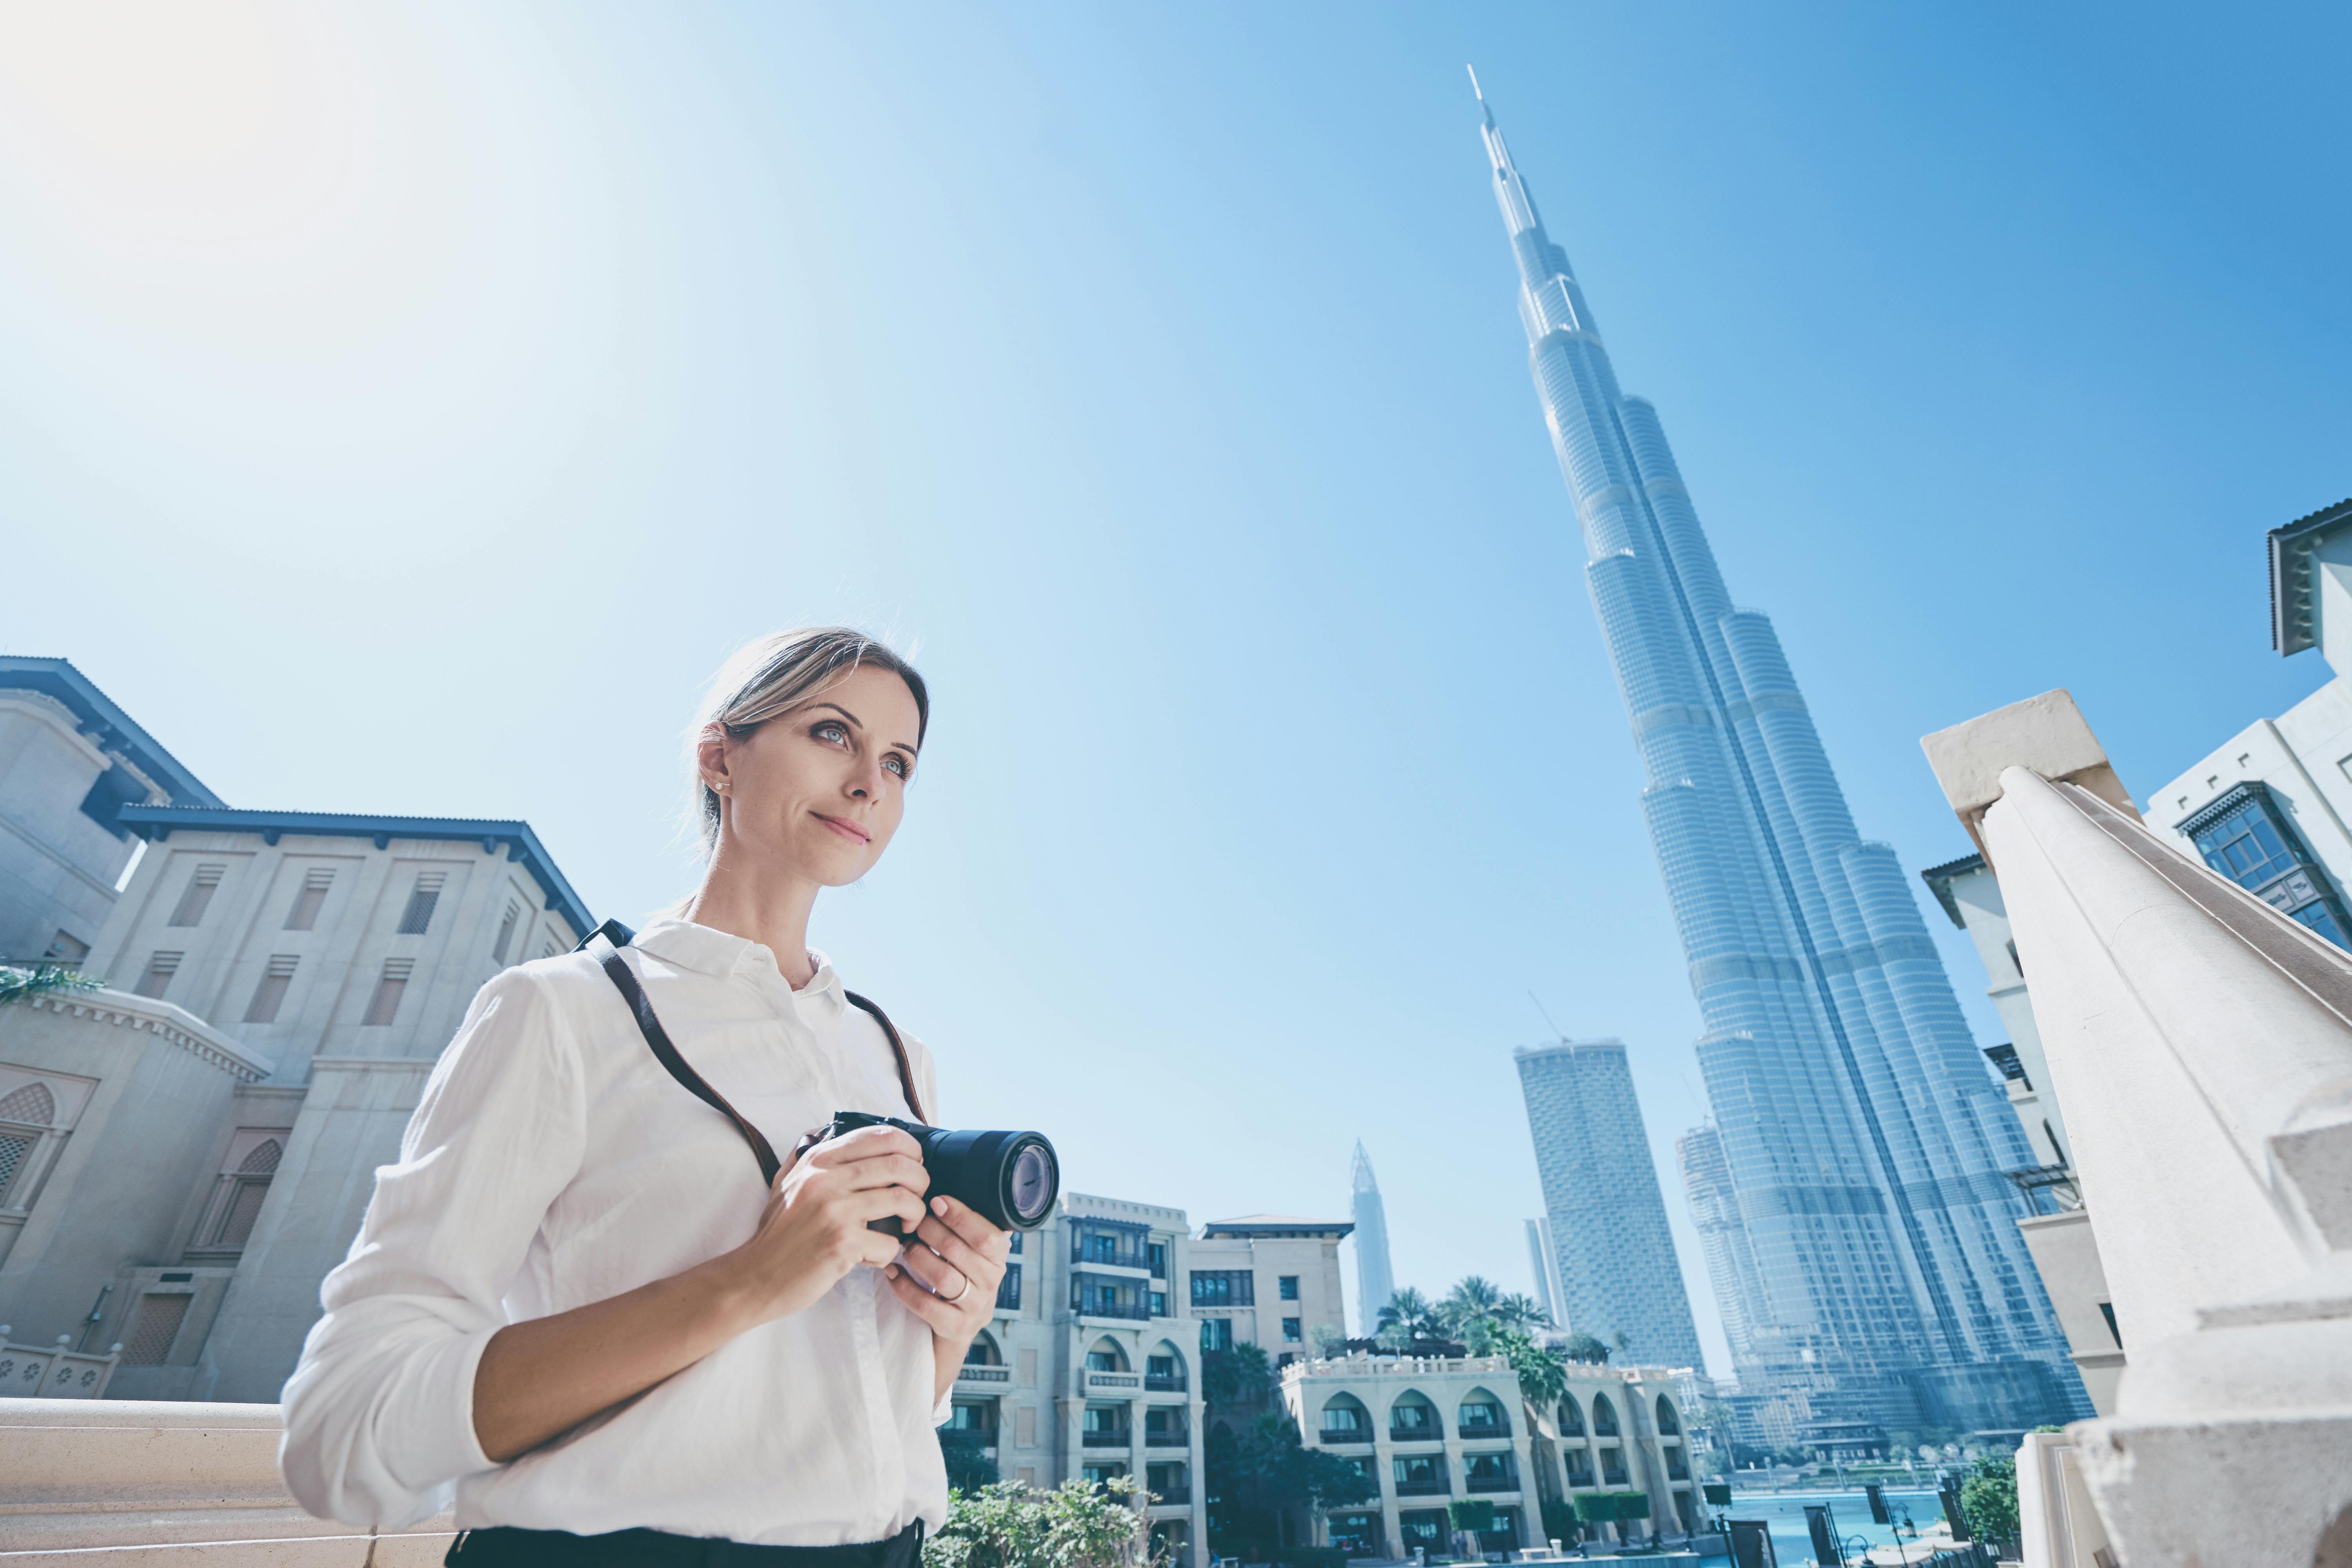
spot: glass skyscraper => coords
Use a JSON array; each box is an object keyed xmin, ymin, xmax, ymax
[
  {"xmin": 1350, "ymin": 1141, "xmax": 1396, "ymax": 1337},
  {"xmin": 1515, "ymin": 1040, "xmax": 1703, "ymax": 1368},
  {"xmin": 1474, "ymin": 80, "xmax": 2087, "ymax": 1430}
]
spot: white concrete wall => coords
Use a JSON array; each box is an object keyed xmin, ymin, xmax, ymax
[
  {"xmin": 0, "ymin": 693, "xmax": 151, "ymax": 964},
  {"xmin": 0, "ymin": 1396, "xmax": 453, "ymax": 1561}
]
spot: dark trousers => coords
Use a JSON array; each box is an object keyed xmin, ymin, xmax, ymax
[{"xmin": 447, "ymin": 1519, "xmax": 926, "ymax": 1568}]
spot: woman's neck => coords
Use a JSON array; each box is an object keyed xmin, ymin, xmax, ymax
[{"xmin": 681, "ymin": 843, "xmax": 824, "ymax": 989}]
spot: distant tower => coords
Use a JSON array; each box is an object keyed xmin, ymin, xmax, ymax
[
  {"xmin": 1515, "ymin": 1039, "xmax": 1704, "ymax": 1367},
  {"xmin": 1524, "ymin": 1217, "xmax": 1564, "ymax": 1327},
  {"xmin": 1349, "ymin": 1141, "xmax": 1396, "ymax": 1336},
  {"xmin": 1677, "ymin": 1122, "xmax": 1765, "ymax": 1369}
]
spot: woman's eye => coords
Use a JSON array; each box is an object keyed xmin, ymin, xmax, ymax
[
  {"xmin": 884, "ymin": 755, "xmax": 910, "ymax": 780},
  {"xmin": 812, "ymin": 722, "xmax": 848, "ymax": 745}
]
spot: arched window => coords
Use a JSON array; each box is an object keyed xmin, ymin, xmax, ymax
[
  {"xmin": 1145, "ymin": 1340, "xmax": 1186, "ymax": 1391},
  {"xmin": 1388, "ymin": 1390, "xmax": 1439, "ymax": 1440},
  {"xmin": 0, "ymin": 1082, "xmax": 56, "ymax": 1126},
  {"xmin": 1592, "ymin": 1393, "xmax": 1620, "ymax": 1437},
  {"xmin": 1085, "ymin": 1337, "xmax": 1129, "ymax": 1372},
  {"xmin": 0, "ymin": 1082, "xmax": 57, "ymax": 1206},
  {"xmin": 1655, "ymin": 1395, "xmax": 1680, "ymax": 1436},
  {"xmin": 211, "ymin": 1138, "xmax": 282, "ymax": 1248},
  {"xmin": 964, "ymin": 1331, "xmax": 1003, "ymax": 1366},
  {"xmin": 1458, "ymin": 1388, "xmax": 1508, "ymax": 1437},
  {"xmin": 1319, "ymin": 1393, "xmax": 1372, "ymax": 1440},
  {"xmin": 1557, "ymin": 1397, "xmax": 1586, "ymax": 1437}
]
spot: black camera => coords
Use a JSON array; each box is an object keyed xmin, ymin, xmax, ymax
[{"xmin": 822, "ymin": 1111, "xmax": 1060, "ymax": 1234}]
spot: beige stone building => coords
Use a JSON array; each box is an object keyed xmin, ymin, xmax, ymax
[
  {"xmin": 1186, "ymin": 1214, "xmax": 1351, "ymax": 1364},
  {"xmin": 1280, "ymin": 1353, "xmax": 1699, "ymax": 1558}
]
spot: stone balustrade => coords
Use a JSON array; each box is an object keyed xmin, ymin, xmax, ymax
[{"xmin": 0, "ymin": 1397, "xmax": 454, "ymax": 1564}]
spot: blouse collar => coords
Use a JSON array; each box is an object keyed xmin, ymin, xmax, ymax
[{"xmin": 632, "ymin": 918, "xmax": 844, "ymax": 1007}]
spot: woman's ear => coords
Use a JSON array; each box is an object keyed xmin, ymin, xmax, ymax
[{"xmin": 695, "ymin": 724, "xmax": 732, "ymax": 801}]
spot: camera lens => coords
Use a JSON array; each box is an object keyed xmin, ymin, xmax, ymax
[{"xmin": 1007, "ymin": 1140, "xmax": 1055, "ymax": 1226}]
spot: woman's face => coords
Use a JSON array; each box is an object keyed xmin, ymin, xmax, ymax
[{"xmin": 702, "ymin": 663, "xmax": 922, "ymax": 887}]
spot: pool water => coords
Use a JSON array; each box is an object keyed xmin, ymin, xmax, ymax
[{"xmin": 1696, "ymin": 1488, "xmax": 1956, "ymax": 1568}]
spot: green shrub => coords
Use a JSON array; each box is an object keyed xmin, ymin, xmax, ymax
[
  {"xmin": 1539, "ymin": 1500, "xmax": 1579, "ymax": 1542},
  {"xmin": 924, "ymin": 1477, "xmax": 1160, "ymax": 1568},
  {"xmin": 1960, "ymin": 1456, "xmax": 2020, "ymax": 1548},
  {"xmin": 1446, "ymin": 1501, "xmax": 1496, "ymax": 1532}
]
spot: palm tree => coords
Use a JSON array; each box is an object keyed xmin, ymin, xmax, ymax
[
  {"xmin": 0, "ymin": 964, "xmax": 99, "ymax": 1009},
  {"xmin": 1375, "ymin": 1287, "xmax": 1445, "ymax": 1350}
]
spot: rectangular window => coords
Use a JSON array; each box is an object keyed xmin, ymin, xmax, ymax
[
  {"xmin": 243, "ymin": 955, "xmax": 300, "ymax": 1024},
  {"xmin": 1016, "ymin": 1406, "xmax": 1037, "ymax": 1447},
  {"xmin": 996, "ymin": 1263, "xmax": 1022, "ymax": 1311},
  {"xmin": 1279, "ymin": 1274, "xmax": 1299, "ymax": 1301},
  {"xmin": 133, "ymin": 951, "xmax": 183, "ymax": 999},
  {"xmin": 492, "ymin": 899, "xmax": 521, "ymax": 963},
  {"xmin": 168, "ymin": 864, "xmax": 225, "ymax": 927},
  {"xmin": 122, "ymin": 1292, "xmax": 192, "ymax": 1365},
  {"xmin": 1147, "ymin": 1240, "xmax": 1168, "ymax": 1278},
  {"xmin": 1189, "ymin": 1270, "xmax": 1254, "ymax": 1307},
  {"xmin": 396, "ymin": 872, "xmax": 446, "ymax": 936},
  {"xmin": 1199, "ymin": 1318, "xmax": 1232, "ymax": 1353},
  {"xmin": 285, "ymin": 868, "xmax": 334, "ymax": 931},
  {"xmin": 1149, "ymin": 1291, "xmax": 1167, "ymax": 1318},
  {"xmin": 363, "ymin": 958, "xmax": 415, "ymax": 1026},
  {"xmin": 1282, "ymin": 1316, "xmax": 1302, "ymax": 1341},
  {"xmin": 45, "ymin": 930, "xmax": 90, "ymax": 963}
]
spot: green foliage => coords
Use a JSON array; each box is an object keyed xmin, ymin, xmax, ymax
[
  {"xmin": 1203, "ymin": 1342, "xmax": 1273, "ymax": 1410},
  {"xmin": 1374, "ymin": 1286, "xmax": 1445, "ymax": 1350},
  {"xmin": 1309, "ymin": 1323, "xmax": 1349, "ymax": 1359},
  {"xmin": 1959, "ymin": 1455, "xmax": 2020, "ymax": 1546},
  {"xmin": 924, "ymin": 1477, "xmax": 1160, "ymax": 1568},
  {"xmin": 1434, "ymin": 1277, "xmax": 1545, "ymax": 1354},
  {"xmin": 1559, "ymin": 1333, "xmax": 1611, "ymax": 1365},
  {"xmin": 1446, "ymin": 1500, "xmax": 1496, "ymax": 1532},
  {"xmin": 1485, "ymin": 1326, "xmax": 1568, "ymax": 1410},
  {"xmin": 0, "ymin": 964, "xmax": 100, "ymax": 1008},
  {"xmin": 1203, "ymin": 1413, "xmax": 1376, "ymax": 1558},
  {"xmin": 1570, "ymin": 1492, "xmax": 1648, "ymax": 1525},
  {"xmin": 940, "ymin": 1428, "xmax": 1000, "ymax": 1493},
  {"xmin": 1539, "ymin": 1499, "xmax": 1579, "ymax": 1543}
]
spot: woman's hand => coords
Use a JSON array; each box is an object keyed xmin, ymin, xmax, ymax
[
  {"xmin": 722, "ymin": 1124, "xmax": 933, "ymax": 1325},
  {"xmin": 471, "ymin": 1123, "xmax": 929, "ymax": 1462},
  {"xmin": 885, "ymin": 1195, "xmax": 1013, "ymax": 1399}
]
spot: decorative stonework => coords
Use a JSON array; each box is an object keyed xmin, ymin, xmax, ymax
[{"xmin": 25, "ymin": 993, "xmax": 267, "ymax": 1083}]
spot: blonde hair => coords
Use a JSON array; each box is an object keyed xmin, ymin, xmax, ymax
[{"xmin": 689, "ymin": 628, "xmax": 931, "ymax": 858}]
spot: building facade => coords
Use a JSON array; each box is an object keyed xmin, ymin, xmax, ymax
[
  {"xmin": 1189, "ymin": 1214, "xmax": 1351, "ymax": 1364},
  {"xmin": 1514, "ymin": 1040, "xmax": 1701, "ymax": 1367},
  {"xmin": 953, "ymin": 1192, "xmax": 1208, "ymax": 1566},
  {"xmin": 1523, "ymin": 1217, "xmax": 1564, "ymax": 1328},
  {"xmin": 1282, "ymin": 1353, "xmax": 1699, "ymax": 1557},
  {"xmin": 1472, "ymin": 81, "xmax": 2083, "ymax": 1433},
  {"xmin": 0, "ymin": 660, "xmax": 593, "ymax": 1403},
  {"xmin": 0, "ymin": 658, "xmax": 221, "ymax": 966},
  {"xmin": 1347, "ymin": 1143, "xmax": 1394, "ymax": 1338},
  {"xmin": 2147, "ymin": 500, "xmax": 2352, "ymax": 946}
]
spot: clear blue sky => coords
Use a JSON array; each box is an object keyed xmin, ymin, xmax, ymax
[{"xmin": 4, "ymin": 4, "xmax": 2346, "ymax": 1378}]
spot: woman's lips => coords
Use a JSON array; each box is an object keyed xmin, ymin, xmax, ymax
[{"xmin": 815, "ymin": 813, "xmax": 871, "ymax": 846}]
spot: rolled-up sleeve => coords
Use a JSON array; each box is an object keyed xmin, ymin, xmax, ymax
[{"xmin": 279, "ymin": 967, "xmax": 585, "ymax": 1527}]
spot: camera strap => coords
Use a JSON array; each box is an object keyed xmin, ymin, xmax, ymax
[{"xmin": 581, "ymin": 918, "xmax": 927, "ymax": 1188}]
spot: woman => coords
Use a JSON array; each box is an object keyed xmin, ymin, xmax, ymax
[{"xmin": 282, "ymin": 628, "xmax": 1011, "ymax": 1566}]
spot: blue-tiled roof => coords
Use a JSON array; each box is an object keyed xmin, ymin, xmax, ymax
[{"xmin": 0, "ymin": 657, "xmax": 223, "ymax": 809}]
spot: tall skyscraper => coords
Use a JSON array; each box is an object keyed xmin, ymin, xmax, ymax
[
  {"xmin": 1474, "ymin": 77, "xmax": 2087, "ymax": 1430},
  {"xmin": 1514, "ymin": 1040, "xmax": 1703, "ymax": 1367},
  {"xmin": 1349, "ymin": 1141, "xmax": 1396, "ymax": 1336},
  {"xmin": 1677, "ymin": 1122, "xmax": 1764, "ymax": 1370}
]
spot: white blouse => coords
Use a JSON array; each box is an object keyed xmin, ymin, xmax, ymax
[{"xmin": 279, "ymin": 918, "xmax": 948, "ymax": 1543}]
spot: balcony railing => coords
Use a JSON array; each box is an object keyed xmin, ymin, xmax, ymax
[
  {"xmin": 1084, "ymin": 1371, "xmax": 1141, "ymax": 1392},
  {"xmin": 1388, "ymin": 1424, "xmax": 1440, "ymax": 1443},
  {"xmin": 1150, "ymin": 1486, "xmax": 1191, "ymax": 1506},
  {"xmin": 1394, "ymin": 1479, "xmax": 1450, "ymax": 1497},
  {"xmin": 1602, "ymin": 1465, "xmax": 1629, "ymax": 1486},
  {"xmin": 1082, "ymin": 1429, "xmax": 1132, "ymax": 1449},
  {"xmin": 1145, "ymin": 1430, "xmax": 1189, "ymax": 1448},
  {"xmin": 1466, "ymin": 1474, "xmax": 1519, "ymax": 1494},
  {"xmin": 1073, "ymin": 1298, "xmax": 1153, "ymax": 1322},
  {"xmin": 957, "ymin": 1365, "xmax": 1010, "ymax": 1384},
  {"xmin": 1458, "ymin": 1421, "xmax": 1507, "ymax": 1440},
  {"xmin": 1319, "ymin": 1428, "xmax": 1372, "ymax": 1446},
  {"xmin": 1144, "ymin": 1374, "xmax": 1186, "ymax": 1392}
]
